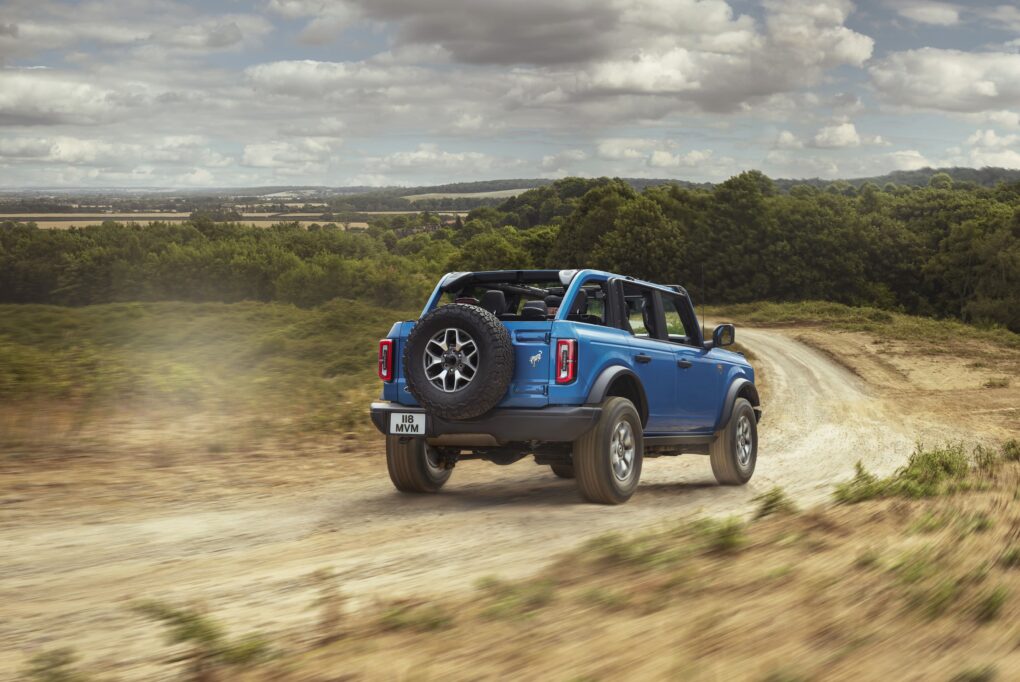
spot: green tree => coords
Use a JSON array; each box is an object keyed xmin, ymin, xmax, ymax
[
  {"xmin": 448, "ymin": 231, "xmax": 532, "ymax": 271},
  {"xmin": 591, "ymin": 196, "xmax": 686, "ymax": 282},
  {"xmin": 549, "ymin": 180, "xmax": 637, "ymax": 266}
]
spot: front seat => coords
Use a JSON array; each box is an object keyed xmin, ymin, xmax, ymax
[
  {"xmin": 520, "ymin": 300, "xmax": 549, "ymax": 320},
  {"xmin": 568, "ymin": 289, "xmax": 587, "ymax": 316},
  {"xmin": 478, "ymin": 290, "xmax": 506, "ymax": 317}
]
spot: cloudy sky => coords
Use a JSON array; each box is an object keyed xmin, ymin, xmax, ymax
[{"xmin": 2, "ymin": 0, "xmax": 1020, "ymax": 188}]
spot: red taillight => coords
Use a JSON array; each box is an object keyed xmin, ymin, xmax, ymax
[
  {"xmin": 378, "ymin": 339, "xmax": 394, "ymax": 382},
  {"xmin": 555, "ymin": 339, "xmax": 577, "ymax": 384}
]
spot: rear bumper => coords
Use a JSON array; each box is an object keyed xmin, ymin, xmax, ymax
[{"xmin": 369, "ymin": 401, "xmax": 601, "ymax": 444}]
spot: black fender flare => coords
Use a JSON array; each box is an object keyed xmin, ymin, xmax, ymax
[
  {"xmin": 586, "ymin": 365, "xmax": 649, "ymax": 426},
  {"xmin": 718, "ymin": 378, "xmax": 761, "ymax": 430}
]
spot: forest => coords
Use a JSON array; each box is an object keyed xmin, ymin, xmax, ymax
[{"xmin": 2, "ymin": 171, "xmax": 1018, "ymax": 332}]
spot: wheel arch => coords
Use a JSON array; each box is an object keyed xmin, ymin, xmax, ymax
[
  {"xmin": 717, "ymin": 378, "xmax": 761, "ymax": 430},
  {"xmin": 586, "ymin": 366, "xmax": 649, "ymax": 427}
]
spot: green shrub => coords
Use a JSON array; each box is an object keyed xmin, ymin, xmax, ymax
[
  {"xmin": 973, "ymin": 586, "xmax": 1008, "ymax": 623},
  {"xmin": 478, "ymin": 578, "xmax": 556, "ymax": 620},
  {"xmin": 835, "ymin": 444, "xmax": 970, "ymax": 504},
  {"xmin": 132, "ymin": 600, "xmax": 271, "ymax": 675},
  {"xmin": 973, "ymin": 445, "xmax": 1001, "ymax": 472},
  {"xmin": 579, "ymin": 532, "xmax": 686, "ymax": 569},
  {"xmin": 834, "ymin": 461, "xmax": 885, "ymax": 503},
  {"xmin": 909, "ymin": 511, "xmax": 950, "ymax": 534},
  {"xmin": 895, "ymin": 443, "xmax": 969, "ymax": 496},
  {"xmin": 1000, "ymin": 546, "xmax": 1020, "ymax": 569},
  {"xmin": 693, "ymin": 517, "xmax": 747, "ymax": 554},
  {"xmin": 753, "ymin": 486, "xmax": 798, "ymax": 519},
  {"xmin": 380, "ymin": 602, "xmax": 453, "ymax": 632},
  {"xmin": 1002, "ymin": 439, "xmax": 1020, "ymax": 462},
  {"xmin": 580, "ymin": 588, "xmax": 630, "ymax": 609},
  {"xmin": 23, "ymin": 648, "xmax": 90, "ymax": 682}
]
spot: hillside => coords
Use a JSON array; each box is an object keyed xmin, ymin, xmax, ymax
[{"xmin": 4, "ymin": 301, "xmax": 1019, "ymax": 681}]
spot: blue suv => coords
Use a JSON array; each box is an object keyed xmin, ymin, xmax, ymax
[{"xmin": 370, "ymin": 269, "xmax": 762, "ymax": 504}]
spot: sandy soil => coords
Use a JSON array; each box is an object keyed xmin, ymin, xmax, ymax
[{"xmin": 0, "ymin": 325, "xmax": 1014, "ymax": 680}]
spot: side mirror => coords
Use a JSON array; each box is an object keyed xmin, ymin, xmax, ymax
[{"xmin": 712, "ymin": 324, "xmax": 735, "ymax": 348}]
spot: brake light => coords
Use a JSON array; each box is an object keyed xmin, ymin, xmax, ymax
[
  {"xmin": 556, "ymin": 339, "xmax": 577, "ymax": 384},
  {"xmin": 378, "ymin": 339, "xmax": 394, "ymax": 382}
]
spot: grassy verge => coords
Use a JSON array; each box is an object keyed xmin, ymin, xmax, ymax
[
  {"xmin": 34, "ymin": 441, "xmax": 1020, "ymax": 681},
  {"xmin": 0, "ymin": 300, "xmax": 415, "ymax": 450},
  {"xmin": 707, "ymin": 300, "xmax": 1020, "ymax": 350}
]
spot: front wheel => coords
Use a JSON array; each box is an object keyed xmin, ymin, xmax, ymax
[
  {"xmin": 709, "ymin": 397, "xmax": 757, "ymax": 485},
  {"xmin": 386, "ymin": 436, "xmax": 452, "ymax": 493},
  {"xmin": 573, "ymin": 397, "xmax": 643, "ymax": 504}
]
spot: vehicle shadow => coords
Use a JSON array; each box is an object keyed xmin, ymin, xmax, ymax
[
  {"xmin": 332, "ymin": 473, "xmax": 745, "ymax": 519},
  {"xmin": 341, "ymin": 479, "xmax": 587, "ymax": 515}
]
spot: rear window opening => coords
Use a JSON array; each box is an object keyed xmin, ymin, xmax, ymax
[{"xmin": 441, "ymin": 278, "xmax": 607, "ymax": 325}]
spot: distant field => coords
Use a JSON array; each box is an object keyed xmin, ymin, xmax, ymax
[
  {"xmin": 402, "ymin": 188, "xmax": 534, "ymax": 201},
  {"xmin": 0, "ymin": 212, "xmax": 194, "ymax": 219},
  {"xmin": 0, "ymin": 213, "xmax": 375, "ymax": 229},
  {"xmin": 9, "ymin": 219, "xmax": 361, "ymax": 230},
  {"xmin": 1, "ymin": 210, "xmax": 464, "ymax": 227}
]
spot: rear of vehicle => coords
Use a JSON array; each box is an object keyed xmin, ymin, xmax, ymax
[
  {"xmin": 369, "ymin": 268, "xmax": 760, "ymax": 505},
  {"xmin": 372, "ymin": 269, "xmax": 600, "ymax": 446}
]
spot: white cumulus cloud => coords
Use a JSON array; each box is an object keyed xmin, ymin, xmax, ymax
[{"xmin": 812, "ymin": 123, "xmax": 861, "ymax": 148}]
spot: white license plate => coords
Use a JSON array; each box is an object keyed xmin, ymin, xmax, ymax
[{"xmin": 389, "ymin": 412, "xmax": 425, "ymax": 435}]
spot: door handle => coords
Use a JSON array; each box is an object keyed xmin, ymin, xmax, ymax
[
  {"xmin": 677, "ymin": 358, "xmax": 693, "ymax": 369},
  {"xmin": 634, "ymin": 353, "xmax": 652, "ymax": 364}
]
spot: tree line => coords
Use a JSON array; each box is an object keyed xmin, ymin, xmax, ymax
[{"xmin": 2, "ymin": 171, "xmax": 1018, "ymax": 331}]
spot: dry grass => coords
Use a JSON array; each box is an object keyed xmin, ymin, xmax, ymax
[
  {"xmin": 0, "ymin": 300, "xmax": 413, "ymax": 457},
  {"xmin": 188, "ymin": 447, "xmax": 1020, "ymax": 681},
  {"xmin": 402, "ymin": 188, "xmax": 534, "ymax": 201}
]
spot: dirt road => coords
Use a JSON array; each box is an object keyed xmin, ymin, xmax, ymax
[{"xmin": 0, "ymin": 327, "xmax": 975, "ymax": 679}]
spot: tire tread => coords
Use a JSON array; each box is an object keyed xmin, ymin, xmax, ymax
[
  {"xmin": 573, "ymin": 397, "xmax": 642, "ymax": 504},
  {"xmin": 710, "ymin": 397, "xmax": 756, "ymax": 485}
]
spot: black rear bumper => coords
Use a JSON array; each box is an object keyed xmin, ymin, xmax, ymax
[{"xmin": 370, "ymin": 401, "xmax": 601, "ymax": 444}]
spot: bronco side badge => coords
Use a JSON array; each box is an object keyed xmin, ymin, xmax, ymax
[{"xmin": 530, "ymin": 351, "xmax": 542, "ymax": 367}]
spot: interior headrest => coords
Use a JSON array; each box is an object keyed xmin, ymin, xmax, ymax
[
  {"xmin": 521, "ymin": 300, "xmax": 549, "ymax": 320},
  {"xmin": 478, "ymin": 290, "xmax": 506, "ymax": 316},
  {"xmin": 569, "ymin": 289, "xmax": 588, "ymax": 315}
]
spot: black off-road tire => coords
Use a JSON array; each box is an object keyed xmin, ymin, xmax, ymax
[
  {"xmin": 709, "ymin": 397, "xmax": 757, "ymax": 485},
  {"xmin": 549, "ymin": 464, "xmax": 575, "ymax": 479},
  {"xmin": 386, "ymin": 436, "xmax": 452, "ymax": 493},
  {"xmin": 573, "ymin": 397, "xmax": 643, "ymax": 504},
  {"xmin": 404, "ymin": 304, "xmax": 514, "ymax": 420}
]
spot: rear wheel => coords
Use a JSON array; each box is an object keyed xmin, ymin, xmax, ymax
[
  {"xmin": 709, "ymin": 398, "xmax": 757, "ymax": 485},
  {"xmin": 573, "ymin": 397, "xmax": 643, "ymax": 504},
  {"xmin": 386, "ymin": 436, "xmax": 452, "ymax": 493},
  {"xmin": 549, "ymin": 464, "xmax": 575, "ymax": 479}
]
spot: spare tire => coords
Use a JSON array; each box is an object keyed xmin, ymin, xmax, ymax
[{"xmin": 404, "ymin": 303, "xmax": 514, "ymax": 420}]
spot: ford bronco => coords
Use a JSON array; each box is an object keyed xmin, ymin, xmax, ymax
[{"xmin": 370, "ymin": 269, "xmax": 761, "ymax": 504}]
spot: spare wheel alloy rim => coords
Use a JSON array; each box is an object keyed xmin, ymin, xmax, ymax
[{"xmin": 424, "ymin": 327, "xmax": 479, "ymax": 392}]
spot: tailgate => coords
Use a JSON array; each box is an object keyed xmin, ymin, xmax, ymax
[{"xmin": 502, "ymin": 321, "xmax": 553, "ymax": 408}]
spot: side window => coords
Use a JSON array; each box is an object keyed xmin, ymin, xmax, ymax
[
  {"xmin": 663, "ymin": 295, "xmax": 689, "ymax": 342},
  {"xmin": 621, "ymin": 284, "xmax": 657, "ymax": 338}
]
